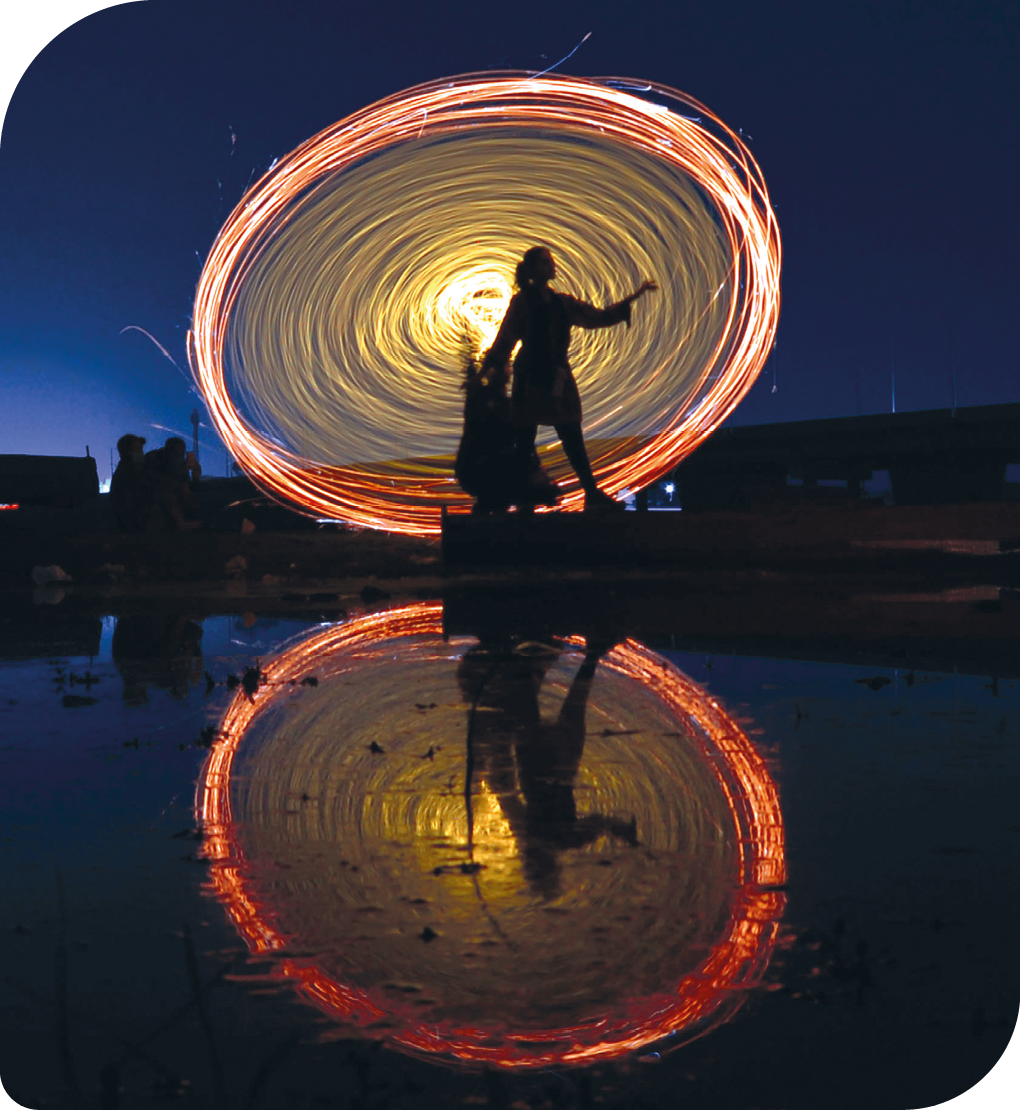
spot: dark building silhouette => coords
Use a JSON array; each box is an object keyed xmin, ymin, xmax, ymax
[{"xmin": 674, "ymin": 403, "xmax": 1020, "ymax": 510}]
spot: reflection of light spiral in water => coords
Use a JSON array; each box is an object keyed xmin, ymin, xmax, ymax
[
  {"xmin": 189, "ymin": 74, "xmax": 781, "ymax": 534},
  {"xmin": 197, "ymin": 604, "xmax": 785, "ymax": 1068}
]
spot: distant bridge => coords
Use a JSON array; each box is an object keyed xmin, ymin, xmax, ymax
[{"xmin": 673, "ymin": 402, "xmax": 1020, "ymax": 510}]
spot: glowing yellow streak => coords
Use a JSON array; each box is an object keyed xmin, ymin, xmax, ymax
[{"xmin": 190, "ymin": 72, "xmax": 780, "ymax": 535}]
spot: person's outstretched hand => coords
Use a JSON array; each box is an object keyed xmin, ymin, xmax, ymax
[{"xmin": 624, "ymin": 280, "xmax": 658, "ymax": 305}]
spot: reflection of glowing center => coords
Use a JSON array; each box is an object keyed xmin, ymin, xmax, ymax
[
  {"xmin": 432, "ymin": 781, "xmax": 514, "ymax": 857},
  {"xmin": 436, "ymin": 269, "xmax": 514, "ymax": 355},
  {"xmin": 197, "ymin": 604, "xmax": 785, "ymax": 1068}
]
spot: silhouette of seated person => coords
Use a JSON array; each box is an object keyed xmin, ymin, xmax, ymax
[
  {"xmin": 457, "ymin": 635, "xmax": 638, "ymax": 900},
  {"xmin": 110, "ymin": 433, "xmax": 153, "ymax": 533},
  {"xmin": 143, "ymin": 437, "xmax": 202, "ymax": 532},
  {"xmin": 112, "ymin": 613, "xmax": 205, "ymax": 707},
  {"xmin": 455, "ymin": 358, "xmax": 558, "ymax": 513}
]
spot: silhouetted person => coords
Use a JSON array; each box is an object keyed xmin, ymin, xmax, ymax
[
  {"xmin": 144, "ymin": 436, "xmax": 202, "ymax": 531},
  {"xmin": 457, "ymin": 636, "xmax": 638, "ymax": 900},
  {"xmin": 455, "ymin": 357, "xmax": 557, "ymax": 513},
  {"xmin": 480, "ymin": 246, "xmax": 656, "ymax": 512},
  {"xmin": 110, "ymin": 433, "xmax": 152, "ymax": 532},
  {"xmin": 112, "ymin": 614, "xmax": 204, "ymax": 706}
]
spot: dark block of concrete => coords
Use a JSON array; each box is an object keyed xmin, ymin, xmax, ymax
[{"xmin": 0, "ymin": 454, "xmax": 99, "ymax": 508}]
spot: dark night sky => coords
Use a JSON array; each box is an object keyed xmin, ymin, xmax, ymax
[{"xmin": 1, "ymin": 0, "xmax": 1018, "ymax": 482}]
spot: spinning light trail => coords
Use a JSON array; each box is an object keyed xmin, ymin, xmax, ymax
[
  {"xmin": 190, "ymin": 74, "xmax": 781, "ymax": 534},
  {"xmin": 197, "ymin": 603, "xmax": 786, "ymax": 1068}
]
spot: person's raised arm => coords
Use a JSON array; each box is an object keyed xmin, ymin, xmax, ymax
[{"xmin": 565, "ymin": 279, "xmax": 658, "ymax": 330}]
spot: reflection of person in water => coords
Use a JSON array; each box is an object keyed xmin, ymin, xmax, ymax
[
  {"xmin": 112, "ymin": 614, "xmax": 205, "ymax": 707},
  {"xmin": 457, "ymin": 636, "xmax": 638, "ymax": 900}
]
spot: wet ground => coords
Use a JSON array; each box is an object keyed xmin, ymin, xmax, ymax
[{"xmin": 1, "ymin": 586, "xmax": 1017, "ymax": 1109}]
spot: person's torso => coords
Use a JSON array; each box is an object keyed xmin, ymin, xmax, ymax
[{"xmin": 515, "ymin": 289, "xmax": 571, "ymax": 385}]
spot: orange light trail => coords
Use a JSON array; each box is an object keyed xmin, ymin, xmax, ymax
[
  {"xmin": 197, "ymin": 604, "xmax": 785, "ymax": 1068},
  {"xmin": 189, "ymin": 73, "xmax": 781, "ymax": 534}
]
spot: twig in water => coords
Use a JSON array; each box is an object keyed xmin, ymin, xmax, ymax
[{"xmin": 183, "ymin": 921, "xmax": 230, "ymax": 1110}]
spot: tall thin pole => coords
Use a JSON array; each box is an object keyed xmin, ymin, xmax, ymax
[
  {"xmin": 948, "ymin": 319, "xmax": 958, "ymax": 416},
  {"xmin": 890, "ymin": 354, "xmax": 896, "ymax": 414}
]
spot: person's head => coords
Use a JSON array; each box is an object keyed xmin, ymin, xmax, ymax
[
  {"xmin": 164, "ymin": 437, "xmax": 186, "ymax": 459},
  {"xmin": 116, "ymin": 434, "xmax": 145, "ymax": 460},
  {"xmin": 515, "ymin": 246, "xmax": 556, "ymax": 288}
]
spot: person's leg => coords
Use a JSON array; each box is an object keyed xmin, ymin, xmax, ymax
[
  {"xmin": 513, "ymin": 424, "xmax": 539, "ymax": 507},
  {"xmin": 555, "ymin": 423, "xmax": 624, "ymax": 511},
  {"xmin": 554, "ymin": 423, "xmax": 597, "ymax": 493}
]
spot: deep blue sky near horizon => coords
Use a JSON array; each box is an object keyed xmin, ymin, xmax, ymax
[{"xmin": 1, "ymin": 0, "xmax": 1018, "ymax": 481}]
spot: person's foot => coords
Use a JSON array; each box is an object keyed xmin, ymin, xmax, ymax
[
  {"xmin": 584, "ymin": 488, "xmax": 625, "ymax": 513},
  {"xmin": 530, "ymin": 484, "xmax": 560, "ymax": 506},
  {"xmin": 472, "ymin": 499, "xmax": 510, "ymax": 515}
]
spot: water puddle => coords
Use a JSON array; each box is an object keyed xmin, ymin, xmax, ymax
[{"xmin": 0, "ymin": 597, "xmax": 1015, "ymax": 1108}]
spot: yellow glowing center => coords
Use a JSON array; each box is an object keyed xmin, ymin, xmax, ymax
[{"xmin": 435, "ymin": 268, "xmax": 513, "ymax": 356}]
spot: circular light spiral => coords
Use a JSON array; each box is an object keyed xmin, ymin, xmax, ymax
[
  {"xmin": 189, "ymin": 74, "xmax": 781, "ymax": 534},
  {"xmin": 197, "ymin": 604, "xmax": 786, "ymax": 1067}
]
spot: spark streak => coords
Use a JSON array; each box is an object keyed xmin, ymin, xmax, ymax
[
  {"xmin": 190, "ymin": 74, "xmax": 781, "ymax": 534},
  {"xmin": 121, "ymin": 325, "xmax": 196, "ymax": 389}
]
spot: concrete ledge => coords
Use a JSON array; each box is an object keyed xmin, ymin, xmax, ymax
[{"xmin": 442, "ymin": 501, "xmax": 1020, "ymax": 569}]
